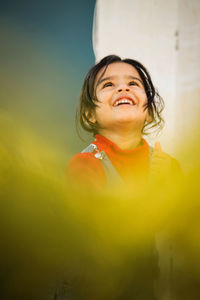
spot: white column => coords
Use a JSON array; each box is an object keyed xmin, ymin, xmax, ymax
[{"xmin": 93, "ymin": 0, "xmax": 200, "ymax": 160}]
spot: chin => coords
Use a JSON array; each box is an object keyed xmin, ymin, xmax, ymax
[
  {"xmin": 117, "ymin": 114, "xmax": 144, "ymax": 123},
  {"xmin": 114, "ymin": 115, "xmax": 146, "ymax": 128}
]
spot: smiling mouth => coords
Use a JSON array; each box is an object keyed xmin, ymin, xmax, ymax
[{"xmin": 113, "ymin": 98, "xmax": 136, "ymax": 107}]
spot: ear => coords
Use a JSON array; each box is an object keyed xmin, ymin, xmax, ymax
[
  {"xmin": 85, "ymin": 110, "xmax": 96, "ymax": 124},
  {"xmin": 145, "ymin": 111, "xmax": 152, "ymax": 123}
]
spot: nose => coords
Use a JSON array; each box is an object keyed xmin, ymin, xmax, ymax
[{"xmin": 117, "ymin": 84, "xmax": 130, "ymax": 93}]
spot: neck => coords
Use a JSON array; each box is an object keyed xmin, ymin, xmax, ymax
[{"xmin": 98, "ymin": 129, "xmax": 143, "ymax": 150}]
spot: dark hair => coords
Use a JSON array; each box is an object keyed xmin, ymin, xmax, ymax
[{"xmin": 77, "ymin": 55, "xmax": 164, "ymax": 136}]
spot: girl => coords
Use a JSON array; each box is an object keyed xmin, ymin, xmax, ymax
[{"xmin": 68, "ymin": 55, "xmax": 181, "ymax": 189}]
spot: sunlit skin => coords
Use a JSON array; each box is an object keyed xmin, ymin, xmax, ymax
[{"xmin": 92, "ymin": 62, "xmax": 172, "ymax": 174}]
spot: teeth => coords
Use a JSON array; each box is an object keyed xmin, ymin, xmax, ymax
[{"xmin": 114, "ymin": 99, "xmax": 134, "ymax": 106}]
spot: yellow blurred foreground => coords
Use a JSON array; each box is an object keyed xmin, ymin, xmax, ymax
[{"xmin": 0, "ymin": 112, "xmax": 200, "ymax": 300}]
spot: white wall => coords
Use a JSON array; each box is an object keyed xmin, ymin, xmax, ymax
[
  {"xmin": 176, "ymin": 0, "xmax": 200, "ymax": 140},
  {"xmin": 93, "ymin": 0, "xmax": 200, "ymax": 160}
]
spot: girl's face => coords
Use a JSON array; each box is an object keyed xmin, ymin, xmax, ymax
[{"xmin": 93, "ymin": 62, "xmax": 149, "ymax": 133}]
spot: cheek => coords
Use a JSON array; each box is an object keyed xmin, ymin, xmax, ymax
[
  {"xmin": 94, "ymin": 105, "xmax": 105, "ymax": 119},
  {"xmin": 136, "ymin": 90, "xmax": 148, "ymax": 104},
  {"xmin": 96, "ymin": 89, "xmax": 112, "ymax": 103},
  {"xmin": 94, "ymin": 103, "xmax": 111, "ymax": 125}
]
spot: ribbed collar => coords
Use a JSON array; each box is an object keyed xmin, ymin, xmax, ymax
[{"xmin": 94, "ymin": 134, "xmax": 149, "ymax": 157}]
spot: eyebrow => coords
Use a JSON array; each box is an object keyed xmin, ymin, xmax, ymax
[
  {"xmin": 96, "ymin": 76, "xmax": 116, "ymax": 87},
  {"xmin": 96, "ymin": 75, "xmax": 144, "ymax": 87}
]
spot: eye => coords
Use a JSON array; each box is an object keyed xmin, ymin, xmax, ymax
[
  {"xmin": 102, "ymin": 81, "xmax": 113, "ymax": 88},
  {"xmin": 129, "ymin": 81, "xmax": 139, "ymax": 87}
]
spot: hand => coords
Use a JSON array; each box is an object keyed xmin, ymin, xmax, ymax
[{"xmin": 150, "ymin": 142, "xmax": 172, "ymax": 179}]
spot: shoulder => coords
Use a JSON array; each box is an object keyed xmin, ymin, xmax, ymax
[
  {"xmin": 68, "ymin": 152, "xmax": 104, "ymax": 173},
  {"xmin": 161, "ymin": 151, "xmax": 183, "ymax": 174},
  {"xmin": 66, "ymin": 152, "xmax": 106, "ymax": 188},
  {"xmin": 170, "ymin": 156, "xmax": 183, "ymax": 176},
  {"xmin": 151, "ymin": 148, "xmax": 183, "ymax": 180}
]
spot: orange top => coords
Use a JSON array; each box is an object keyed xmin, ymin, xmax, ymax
[{"xmin": 67, "ymin": 134, "xmax": 151, "ymax": 188}]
